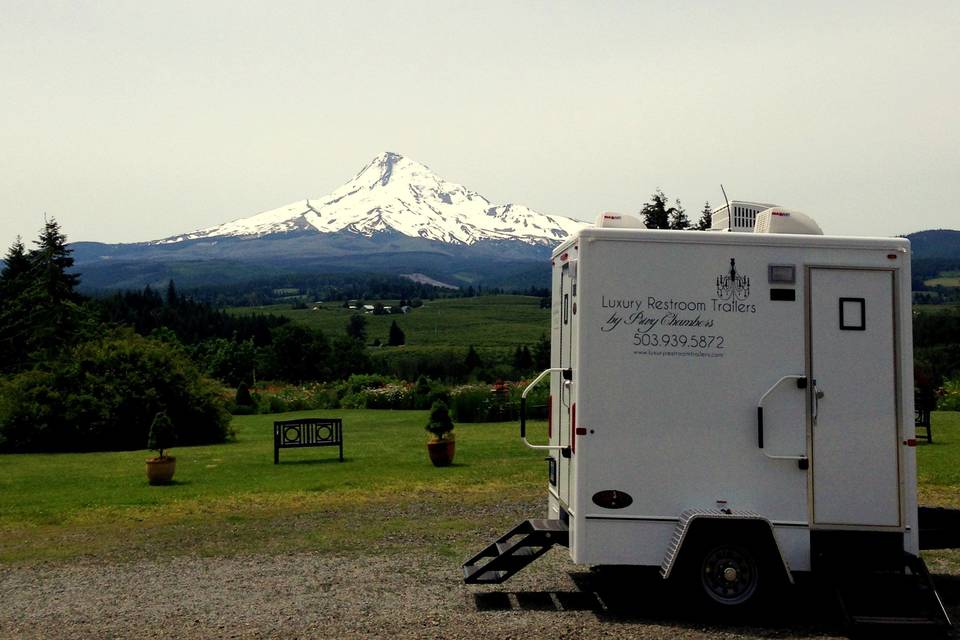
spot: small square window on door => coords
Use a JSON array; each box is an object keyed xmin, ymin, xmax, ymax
[{"xmin": 839, "ymin": 297, "xmax": 866, "ymax": 331}]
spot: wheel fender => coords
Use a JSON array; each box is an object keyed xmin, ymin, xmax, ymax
[{"xmin": 660, "ymin": 511, "xmax": 793, "ymax": 585}]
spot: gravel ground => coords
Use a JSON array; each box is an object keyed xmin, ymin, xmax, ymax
[{"xmin": 4, "ymin": 548, "xmax": 928, "ymax": 640}]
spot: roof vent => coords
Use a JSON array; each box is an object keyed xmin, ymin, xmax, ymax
[
  {"xmin": 595, "ymin": 212, "xmax": 646, "ymax": 229},
  {"xmin": 754, "ymin": 208, "xmax": 823, "ymax": 235}
]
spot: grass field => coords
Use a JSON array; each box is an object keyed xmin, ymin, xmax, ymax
[
  {"xmin": 924, "ymin": 270, "xmax": 960, "ymax": 288},
  {"xmin": 0, "ymin": 410, "xmax": 549, "ymax": 564},
  {"xmin": 2, "ymin": 411, "xmax": 959, "ymax": 567},
  {"xmin": 228, "ymin": 295, "xmax": 550, "ymax": 348}
]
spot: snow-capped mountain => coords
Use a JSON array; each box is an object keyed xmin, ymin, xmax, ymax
[{"xmin": 156, "ymin": 152, "xmax": 585, "ymax": 246}]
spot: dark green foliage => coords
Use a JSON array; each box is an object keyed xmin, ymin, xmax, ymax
[
  {"xmin": 0, "ymin": 330, "xmax": 230, "ymax": 453},
  {"xmin": 513, "ymin": 345, "xmax": 533, "ymax": 374},
  {"xmin": 96, "ymin": 285, "xmax": 286, "ymax": 346},
  {"xmin": 914, "ymin": 307, "xmax": 960, "ymax": 383},
  {"xmin": 695, "ymin": 201, "xmax": 713, "ymax": 230},
  {"xmin": 640, "ymin": 189, "xmax": 672, "ymax": 229},
  {"xmin": 147, "ymin": 411, "xmax": 175, "ymax": 458},
  {"xmin": 425, "ymin": 400, "xmax": 454, "ymax": 439},
  {"xmin": 235, "ymin": 382, "xmax": 254, "ymax": 407},
  {"xmin": 329, "ymin": 335, "xmax": 371, "ymax": 380},
  {"xmin": 266, "ymin": 324, "xmax": 332, "ymax": 382},
  {"xmin": 464, "ymin": 345, "xmax": 482, "ymax": 372},
  {"xmin": 194, "ymin": 338, "xmax": 258, "ymax": 386},
  {"xmin": 532, "ymin": 334, "xmax": 550, "ymax": 370},
  {"xmin": 368, "ymin": 347, "xmax": 468, "ymax": 381},
  {"xmin": 0, "ymin": 219, "xmax": 90, "ymax": 370},
  {"xmin": 388, "ymin": 320, "xmax": 405, "ymax": 346},
  {"xmin": 346, "ymin": 314, "xmax": 368, "ymax": 342},
  {"xmin": 668, "ymin": 200, "xmax": 690, "ymax": 230}
]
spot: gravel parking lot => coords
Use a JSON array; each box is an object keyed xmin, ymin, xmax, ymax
[{"xmin": 7, "ymin": 547, "xmax": 957, "ymax": 639}]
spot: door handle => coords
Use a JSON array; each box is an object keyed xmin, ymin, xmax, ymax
[
  {"xmin": 813, "ymin": 383, "xmax": 824, "ymax": 425},
  {"xmin": 757, "ymin": 374, "xmax": 808, "ymax": 462}
]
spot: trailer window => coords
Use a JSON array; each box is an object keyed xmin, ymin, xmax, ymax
[
  {"xmin": 839, "ymin": 297, "xmax": 866, "ymax": 330},
  {"xmin": 563, "ymin": 293, "xmax": 569, "ymax": 325}
]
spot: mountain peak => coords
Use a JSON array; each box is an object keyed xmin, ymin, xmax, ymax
[
  {"xmin": 353, "ymin": 151, "xmax": 410, "ymax": 187},
  {"xmin": 158, "ymin": 152, "xmax": 586, "ymax": 246}
]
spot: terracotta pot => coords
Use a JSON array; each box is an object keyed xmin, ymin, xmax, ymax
[
  {"xmin": 146, "ymin": 456, "xmax": 176, "ymax": 485},
  {"xmin": 427, "ymin": 438, "xmax": 455, "ymax": 467}
]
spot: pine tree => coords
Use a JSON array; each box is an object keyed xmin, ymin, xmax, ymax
[
  {"xmin": 166, "ymin": 280, "xmax": 179, "ymax": 307},
  {"xmin": 641, "ymin": 189, "xmax": 685, "ymax": 230},
  {"xmin": 669, "ymin": 200, "xmax": 690, "ymax": 230},
  {"xmin": 464, "ymin": 345, "xmax": 482, "ymax": 372},
  {"xmin": 30, "ymin": 218, "xmax": 80, "ymax": 303},
  {"xmin": 0, "ymin": 237, "xmax": 34, "ymax": 372},
  {"xmin": 695, "ymin": 201, "xmax": 713, "ymax": 230},
  {"xmin": 0, "ymin": 237, "xmax": 31, "ymax": 296},
  {"xmin": 388, "ymin": 320, "xmax": 405, "ymax": 346}
]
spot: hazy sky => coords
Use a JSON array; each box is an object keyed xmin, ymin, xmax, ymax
[{"xmin": 2, "ymin": 0, "xmax": 958, "ymax": 251}]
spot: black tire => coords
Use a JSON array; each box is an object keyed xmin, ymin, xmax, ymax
[{"xmin": 698, "ymin": 542, "xmax": 761, "ymax": 607}]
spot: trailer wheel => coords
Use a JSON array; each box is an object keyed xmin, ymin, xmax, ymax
[{"xmin": 698, "ymin": 542, "xmax": 760, "ymax": 606}]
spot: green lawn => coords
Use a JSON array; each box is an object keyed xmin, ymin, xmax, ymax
[
  {"xmin": 2, "ymin": 411, "xmax": 958, "ymax": 567},
  {"xmin": 0, "ymin": 410, "xmax": 549, "ymax": 564},
  {"xmin": 917, "ymin": 411, "xmax": 960, "ymax": 506},
  {"xmin": 229, "ymin": 295, "xmax": 551, "ymax": 348}
]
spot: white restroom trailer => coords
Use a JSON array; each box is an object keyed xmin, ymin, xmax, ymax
[{"xmin": 463, "ymin": 208, "xmax": 951, "ymax": 630}]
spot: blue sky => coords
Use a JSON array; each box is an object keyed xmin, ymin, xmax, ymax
[{"xmin": 1, "ymin": 0, "xmax": 957, "ymax": 250}]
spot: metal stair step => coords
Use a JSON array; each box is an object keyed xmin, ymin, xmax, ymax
[{"xmin": 495, "ymin": 541, "xmax": 537, "ymax": 556}]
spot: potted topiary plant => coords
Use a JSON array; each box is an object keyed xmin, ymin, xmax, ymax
[
  {"xmin": 146, "ymin": 411, "xmax": 177, "ymax": 485},
  {"xmin": 426, "ymin": 400, "xmax": 455, "ymax": 467}
]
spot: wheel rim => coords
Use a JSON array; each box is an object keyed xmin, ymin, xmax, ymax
[{"xmin": 700, "ymin": 545, "xmax": 759, "ymax": 605}]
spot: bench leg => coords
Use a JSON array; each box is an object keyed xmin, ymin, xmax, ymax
[{"xmin": 274, "ymin": 444, "xmax": 279, "ymax": 464}]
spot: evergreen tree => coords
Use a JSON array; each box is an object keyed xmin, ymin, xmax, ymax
[
  {"xmin": 668, "ymin": 200, "xmax": 690, "ymax": 230},
  {"xmin": 532, "ymin": 333, "xmax": 550, "ymax": 370},
  {"xmin": 695, "ymin": 201, "xmax": 713, "ymax": 230},
  {"xmin": 30, "ymin": 218, "xmax": 81, "ymax": 303},
  {"xmin": 513, "ymin": 345, "xmax": 533, "ymax": 372},
  {"xmin": 464, "ymin": 345, "xmax": 482, "ymax": 372},
  {"xmin": 0, "ymin": 237, "xmax": 31, "ymax": 296},
  {"xmin": 0, "ymin": 237, "xmax": 34, "ymax": 372},
  {"xmin": 13, "ymin": 218, "xmax": 86, "ymax": 366},
  {"xmin": 388, "ymin": 320, "xmax": 405, "ymax": 346},
  {"xmin": 346, "ymin": 314, "xmax": 368, "ymax": 343},
  {"xmin": 640, "ymin": 189, "xmax": 672, "ymax": 229},
  {"xmin": 166, "ymin": 279, "xmax": 179, "ymax": 307}
]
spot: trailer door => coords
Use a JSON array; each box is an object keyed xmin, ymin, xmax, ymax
[
  {"xmin": 808, "ymin": 268, "xmax": 900, "ymax": 528},
  {"xmin": 557, "ymin": 262, "xmax": 573, "ymax": 507}
]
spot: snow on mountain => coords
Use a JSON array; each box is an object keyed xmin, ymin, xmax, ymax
[{"xmin": 156, "ymin": 152, "xmax": 585, "ymax": 246}]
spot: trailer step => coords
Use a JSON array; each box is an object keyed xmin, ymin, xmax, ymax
[
  {"xmin": 462, "ymin": 519, "xmax": 569, "ymax": 585},
  {"xmin": 833, "ymin": 552, "xmax": 951, "ymax": 636}
]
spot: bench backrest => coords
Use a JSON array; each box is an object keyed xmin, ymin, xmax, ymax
[{"xmin": 274, "ymin": 418, "xmax": 342, "ymax": 448}]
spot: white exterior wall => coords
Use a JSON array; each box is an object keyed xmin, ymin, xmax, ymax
[{"xmin": 551, "ymin": 228, "xmax": 916, "ymax": 572}]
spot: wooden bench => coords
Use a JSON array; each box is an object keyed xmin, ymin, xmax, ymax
[
  {"xmin": 274, "ymin": 418, "xmax": 343, "ymax": 463},
  {"xmin": 915, "ymin": 389, "xmax": 936, "ymax": 443}
]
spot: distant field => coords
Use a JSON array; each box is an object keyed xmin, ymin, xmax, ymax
[
  {"xmin": 228, "ymin": 295, "xmax": 551, "ymax": 349},
  {"xmin": 924, "ymin": 270, "xmax": 960, "ymax": 288}
]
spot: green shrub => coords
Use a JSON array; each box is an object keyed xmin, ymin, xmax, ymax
[
  {"xmin": 362, "ymin": 383, "xmax": 415, "ymax": 409},
  {"xmin": 425, "ymin": 400, "xmax": 454, "ymax": 440},
  {"xmin": 940, "ymin": 378, "xmax": 960, "ymax": 411},
  {"xmin": 235, "ymin": 382, "xmax": 254, "ymax": 407},
  {"xmin": 0, "ymin": 330, "xmax": 230, "ymax": 453},
  {"xmin": 449, "ymin": 384, "xmax": 492, "ymax": 422}
]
